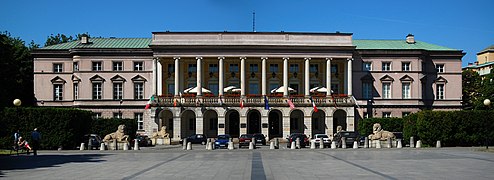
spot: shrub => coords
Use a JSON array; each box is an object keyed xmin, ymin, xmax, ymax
[{"xmin": 358, "ymin": 117, "xmax": 403, "ymax": 136}]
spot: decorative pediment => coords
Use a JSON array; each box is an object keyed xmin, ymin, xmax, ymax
[
  {"xmin": 400, "ymin": 75, "xmax": 414, "ymax": 82},
  {"xmin": 51, "ymin": 76, "xmax": 66, "ymax": 84},
  {"xmin": 379, "ymin": 75, "xmax": 394, "ymax": 82},
  {"xmin": 71, "ymin": 75, "xmax": 81, "ymax": 82},
  {"xmin": 360, "ymin": 74, "xmax": 375, "ymax": 81},
  {"xmin": 89, "ymin": 75, "xmax": 105, "ymax": 82},
  {"xmin": 131, "ymin": 75, "xmax": 147, "ymax": 82},
  {"xmin": 110, "ymin": 75, "xmax": 126, "ymax": 82},
  {"xmin": 434, "ymin": 76, "xmax": 448, "ymax": 83}
]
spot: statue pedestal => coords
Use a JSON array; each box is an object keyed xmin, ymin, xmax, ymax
[
  {"xmin": 105, "ymin": 142, "xmax": 129, "ymax": 150},
  {"xmin": 370, "ymin": 140, "xmax": 398, "ymax": 148},
  {"xmin": 154, "ymin": 138, "xmax": 171, "ymax": 145}
]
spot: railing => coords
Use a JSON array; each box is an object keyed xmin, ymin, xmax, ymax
[{"xmin": 153, "ymin": 95, "xmax": 355, "ymax": 107}]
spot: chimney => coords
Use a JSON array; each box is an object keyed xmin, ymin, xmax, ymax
[
  {"xmin": 468, "ymin": 63, "xmax": 473, "ymax": 66},
  {"xmin": 406, "ymin": 34, "xmax": 415, "ymax": 44},
  {"xmin": 80, "ymin": 34, "xmax": 89, "ymax": 44},
  {"xmin": 475, "ymin": 61, "xmax": 479, "ymax": 66}
]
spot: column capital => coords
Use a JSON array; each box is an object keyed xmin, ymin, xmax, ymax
[
  {"xmin": 304, "ymin": 57, "xmax": 311, "ymax": 60},
  {"xmin": 153, "ymin": 57, "xmax": 160, "ymax": 61},
  {"xmin": 196, "ymin": 56, "xmax": 203, "ymax": 60},
  {"xmin": 347, "ymin": 58, "xmax": 354, "ymax": 61},
  {"xmin": 218, "ymin": 56, "xmax": 225, "ymax": 60},
  {"xmin": 326, "ymin": 57, "xmax": 333, "ymax": 61},
  {"xmin": 261, "ymin": 57, "xmax": 268, "ymax": 60},
  {"xmin": 173, "ymin": 56, "xmax": 180, "ymax": 60},
  {"xmin": 283, "ymin": 57, "xmax": 290, "ymax": 60},
  {"xmin": 240, "ymin": 56, "xmax": 247, "ymax": 60}
]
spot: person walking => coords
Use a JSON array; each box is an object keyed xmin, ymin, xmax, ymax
[
  {"xmin": 31, "ymin": 128, "xmax": 41, "ymax": 156},
  {"xmin": 13, "ymin": 129, "xmax": 20, "ymax": 150}
]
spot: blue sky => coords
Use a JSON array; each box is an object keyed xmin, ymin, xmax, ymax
[{"xmin": 1, "ymin": 0, "xmax": 492, "ymax": 66}]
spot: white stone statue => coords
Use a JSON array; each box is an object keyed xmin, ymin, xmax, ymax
[
  {"xmin": 151, "ymin": 126, "xmax": 169, "ymax": 139},
  {"xmin": 368, "ymin": 123, "xmax": 395, "ymax": 140},
  {"xmin": 103, "ymin": 124, "xmax": 129, "ymax": 143}
]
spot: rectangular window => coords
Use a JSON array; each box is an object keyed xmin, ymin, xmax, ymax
[
  {"xmin": 362, "ymin": 82, "xmax": 372, "ymax": 99},
  {"xmin": 402, "ymin": 62, "xmax": 411, "ymax": 71},
  {"xmin": 363, "ymin": 62, "xmax": 372, "ymax": 71},
  {"xmin": 134, "ymin": 61, "xmax": 144, "ymax": 71},
  {"xmin": 209, "ymin": 64, "xmax": 218, "ymax": 73},
  {"xmin": 93, "ymin": 113, "xmax": 102, "ymax": 119},
  {"xmin": 229, "ymin": 64, "xmax": 239, "ymax": 72},
  {"xmin": 382, "ymin": 112, "xmax": 392, "ymax": 118},
  {"xmin": 135, "ymin": 113, "xmax": 144, "ymax": 130},
  {"xmin": 309, "ymin": 64, "xmax": 318, "ymax": 73},
  {"xmin": 269, "ymin": 83, "xmax": 279, "ymax": 93},
  {"xmin": 436, "ymin": 64, "xmax": 445, "ymax": 73},
  {"xmin": 209, "ymin": 83, "xmax": 218, "ymax": 95},
  {"xmin": 249, "ymin": 83, "xmax": 259, "ymax": 94},
  {"xmin": 402, "ymin": 83, "xmax": 411, "ymax": 99},
  {"xmin": 92, "ymin": 83, "xmax": 102, "ymax": 100},
  {"xmin": 289, "ymin": 64, "xmax": 299, "ymax": 73},
  {"xmin": 53, "ymin": 63, "xmax": 63, "ymax": 73},
  {"xmin": 54, "ymin": 84, "xmax": 63, "ymax": 101},
  {"xmin": 188, "ymin": 64, "xmax": 197, "ymax": 73},
  {"xmin": 167, "ymin": 64, "xmax": 174, "ymax": 73},
  {"xmin": 269, "ymin": 64, "xmax": 279, "ymax": 72},
  {"xmin": 167, "ymin": 83, "xmax": 175, "ymax": 95},
  {"xmin": 402, "ymin": 112, "xmax": 410, "ymax": 117},
  {"xmin": 113, "ymin": 61, "xmax": 123, "ymax": 71},
  {"xmin": 249, "ymin": 64, "xmax": 258, "ymax": 72},
  {"xmin": 73, "ymin": 62, "xmax": 79, "ymax": 72},
  {"xmin": 331, "ymin": 64, "xmax": 338, "ymax": 73},
  {"xmin": 113, "ymin": 83, "xmax": 123, "ymax": 100},
  {"xmin": 73, "ymin": 83, "xmax": 79, "ymax": 100},
  {"xmin": 382, "ymin": 62, "xmax": 391, "ymax": 71},
  {"xmin": 382, "ymin": 83, "xmax": 391, "ymax": 99},
  {"xmin": 436, "ymin": 84, "xmax": 445, "ymax": 99},
  {"xmin": 92, "ymin": 62, "xmax": 102, "ymax": 71},
  {"xmin": 113, "ymin": 112, "xmax": 122, "ymax": 119},
  {"xmin": 134, "ymin": 83, "xmax": 144, "ymax": 100}
]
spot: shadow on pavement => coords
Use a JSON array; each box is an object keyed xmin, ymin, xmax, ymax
[{"xmin": 0, "ymin": 154, "xmax": 108, "ymax": 177}]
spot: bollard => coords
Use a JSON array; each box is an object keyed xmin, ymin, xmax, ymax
[
  {"xmin": 368, "ymin": 139, "xmax": 372, "ymax": 148},
  {"xmin": 249, "ymin": 142, "xmax": 254, "ymax": 149},
  {"xmin": 183, "ymin": 138, "xmax": 188, "ymax": 150},
  {"xmin": 376, "ymin": 140, "xmax": 382, "ymax": 149},
  {"xmin": 353, "ymin": 141, "xmax": 358, "ymax": 149},
  {"xmin": 275, "ymin": 138, "xmax": 279, "ymax": 149},
  {"xmin": 291, "ymin": 141, "xmax": 296, "ymax": 149},
  {"xmin": 436, "ymin": 140, "xmax": 441, "ymax": 148},
  {"xmin": 80, "ymin": 143, "xmax": 85, "ymax": 151},
  {"xmin": 123, "ymin": 143, "xmax": 129, "ymax": 150},
  {"xmin": 319, "ymin": 138, "xmax": 325, "ymax": 149},
  {"xmin": 310, "ymin": 141, "xmax": 316, "ymax": 149},
  {"xmin": 341, "ymin": 137, "xmax": 347, "ymax": 149},
  {"xmin": 100, "ymin": 143, "xmax": 105, "ymax": 151},
  {"xmin": 134, "ymin": 140, "xmax": 139, "ymax": 150},
  {"xmin": 270, "ymin": 141, "xmax": 275, "ymax": 149},
  {"xmin": 296, "ymin": 138, "xmax": 301, "ymax": 149},
  {"xmin": 331, "ymin": 141, "xmax": 336, "ymax": 149},
  {"xmin": 211, "ymin": 141, "xmax": 215, "ymax": 150},
  {"xmin": 187, "ymin": 142, "xmax": 192, "ymax": 150},
  {"xmin": 364, "ymin": 137, "xmax": 369, "ymax": 148},
  {"xmin": 410, "ymin": 136, "xmax": 415, "ymax": 148},
  {"xmin": 228, "ymin": 142, "xmax": 234, "ymax": 150},
  {"xmin": 113, "ymin": 139, "xmax": 117, "ymax": 150},
  {"xmin": 387, "ymin": 138, "xmax": 392, "ymax": 148},
  {"xmin": 397, "ymin": 139, "xmax": 403, "ymax": 149},
  {"xmin": 416, "ymin": 140, "xmax": 422, "ymax": 148}
]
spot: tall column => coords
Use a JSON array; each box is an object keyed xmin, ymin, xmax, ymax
[
  {"xmin": 347, "ymin": 58, "xmax": 353, "ymax": 96},
  {"xmin": 152, "ymin": 57, "xmax": 157, "ymax": 95},
  {"xmin": 283, "ymin": 57, "xmax": 289, "ymax": 96},
  {"xmin": 326, "ymin": 58, "xmax": 332, "ymax": 96},
  {"xmin": 304, "ymin": 57, "xmax": 310, "ymax": 96},
  {"xmin": 218, "ymin": 57, "xmax": 224, "ymax": 96},
  {"xmin": 240, "ymin": 57, "xmax": 246, "ymax": 97},
  {"xmin": 196, "ymin": 57, "xmax": 203, "ymax": 96},
  {"xmin": 157, "ymin": 59, "xmax": 163, "ymax": 95},
  {"xmin": 261, "ymin": 57, "xmax": 267, "ymax": 96},
  {"xmin": 174, "ymin": 57, "xmax": 180, "ymax": 97}
]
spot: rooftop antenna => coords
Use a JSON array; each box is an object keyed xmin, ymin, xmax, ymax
[{"xmin": 252, "ymin": 11, "xmax": 256, "ymax": 32}]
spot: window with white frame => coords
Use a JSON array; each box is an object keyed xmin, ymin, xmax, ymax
[
  {"xmin": 134, "ymin": 82, "xmax": 144, "ymax": 99},
  {"xmin": 382, "ymin": 62, "xmax": 391, "ymax": 71},
  {"xmin": 53, "ymin": 63, "xmax": 63, "ymax": 73},
  {"xmin": 113, "ymin": 83, "xmax": 123, "ymax": 100},
  {"xmin": 73, "ymin": 83, "xmax": 79, "ymax": 100},
  {"xmin": 134, "ymin": 61, "xmax": 144, "ymax": 71},
  {"xmin": 209, "ymin": 64, "xmax": 218, "ymax": 73},
  {"xmin": 382, "ymin": 83, "xmax": 391, "ymax": 99},
  {"xmin": 249, "ymin": 64, "xmax": 258, "ymax": 72},
  {"xmin": 402, "ymin": 62, "xmax": 411, "ymax": 71},
  {"xmin": 436, "ymin": 84, "xmax": 445, "ymax": 99},
  {"xmin": 363, "ymin": 62, "xmax": 372, "ymax": 71},
  {"xmin": 113, "ymin": 61, "xmax": 123, "ymax": 71},
  {"xmin": 135, "ymin": 113, "xmax": 144, "ymax": 130},
  {"xmin": 229, "ymin": 64, "xmax": 239, "ymax": 72},
  {"xmin": 92, "ymin": 82, "xmax": 102, "ymax": 100},
  {"xmin": 53, "ymin": 84, "xmax": 63, "ymax": 101},
  {"xmin": 92, "ymin": 61, "xmax": 102, "ymax": 71},
  {"xmin": 436, "ymin": 64, "xmax": 445, "ymax": 73},
  {"xmin": 362, "ymin": 82, "xmax": 373, "ymax": 99},
  {"xmin": 402, "ymin": 82, "xmax": 411, "ymax": 99},
  {"xmin": 73, "ymin": 62, "xmax": 79, "ymax": 71},
  {"xmin": 289, "ymin": 64, "xmax": 299, "ymax": 73},
  {"xmin": 269, "ymin": 64, "xmax": 279, "ymax": 72},
  {"xmin": 309, "ymin": 64, "xmax": 318, "ymax": 73},
  {"xmin": 382, "ymin": 112, "xmax": 392, "ymax": 118}
]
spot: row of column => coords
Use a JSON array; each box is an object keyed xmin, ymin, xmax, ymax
[{"xmin": 153, "ymin": 57, "xmax": 353, "ymax": 97}]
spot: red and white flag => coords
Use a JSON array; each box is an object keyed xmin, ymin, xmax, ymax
[
  {"xmin": 309, "ymin": 97, "xmax": 318, "ymax": 112},
  {"xmin": 240, "ymin": 99, "xmax": 244, "ymax": 109},
  {"xmin": 287, "ymin": 98, "xmax": 295, "ymax": 110}
]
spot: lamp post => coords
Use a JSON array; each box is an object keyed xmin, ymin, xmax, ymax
[
  {"xmin": 484, "ymin": 98, "xmax": 491, "ymax": 149},
  {"xmin": 13, "ymin": 99, "xmax": 21, "ymax": 106},
  {"xmin": 119, "ymin": 99, "xmax": 123, "ymax": 119}
]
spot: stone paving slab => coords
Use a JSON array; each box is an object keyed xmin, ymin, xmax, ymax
[{"xmin": 1, "ymin": 147, "xmax": 493, "ymax": 180}]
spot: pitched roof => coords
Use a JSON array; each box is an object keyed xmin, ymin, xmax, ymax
[
  {"xmin": 353, "ymin": 40, "xmax": 457, "ymax": 51},
  {"xmin": 478, "ymin": 44, "xmax": 494, "ymax": 54},
  {"xmin": 40, "ymin": 38, "xmax": 152, "ymax": 50}
]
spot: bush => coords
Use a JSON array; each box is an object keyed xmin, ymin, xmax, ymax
[{"xmin": 358, "ymin": 117, "xmax": 404, "ymax": 137}]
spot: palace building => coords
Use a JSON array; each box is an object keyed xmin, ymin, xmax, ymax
[{"xmin": 32, "ymin": 32, "xmax": 464, "ymax": 141}]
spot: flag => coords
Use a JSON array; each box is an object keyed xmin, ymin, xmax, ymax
[
  {"xmin": 330, "ymin": 94, "xmax": 338, "ymax": 108},
  {"xmin": 240, "ymin": 98, "xmax": 244, "ymax": 109},
  {"xmin": 264, "ymin": 96, "xmax": 270, "ymax": 110},
  {"xmin": 287, "ymin": 97, "xmax": 295, "ymax": 110},
  {"xmin": 145, "ymin": 95, "xmax": 155, "ymax": 109},
  {"xmin": 309, "ymin": 97, "xmax": 318, "ymax": 112},
  {"xmin": 173, "ymin": 99, "xmax": 177, "ymax": 107}
]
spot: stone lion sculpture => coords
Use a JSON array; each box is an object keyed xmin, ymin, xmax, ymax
[
  {"xmin": 368, "ymin": 123, "xmax": 395, "ymax": 140},
  {"xmin": 151, "ymin": 126, "xmax": 170, "ymax": 139},
  {"xmin": 103, "ymin": 124, "xmax": 129, "ymax": 143}
]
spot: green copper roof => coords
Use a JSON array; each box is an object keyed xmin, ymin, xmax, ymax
[
  {"xmin": 353, "ymin": 40, "xmax": 457, "ymax": 51},
  {"xmin": 41, "ymin": 38, "xmax": 152, "ymax": 50}
]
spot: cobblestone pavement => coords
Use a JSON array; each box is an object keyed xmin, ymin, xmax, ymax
[{"xmin": 1, "ymin": 146, "xmax": 493, "ymax": 180}]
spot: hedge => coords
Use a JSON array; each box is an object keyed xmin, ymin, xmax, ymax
[
  {"xmin": 357, "ymin": 117, "xmax": 404, "ymax": 137},
  {"xmin": 89, "ymin": 118, "xmax": 137, "ymax": 143}
]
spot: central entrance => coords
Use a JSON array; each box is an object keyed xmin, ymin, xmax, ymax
[
  {"xmin": 247, "ymin": 109, "xmax": 261, "ymax": 134},
  {"xmin": 226, "ymin": 110, "xmax": 240, "ymax": 138},
  {"xmin": 268, "ymin": 109, "xmax": 283, "ymax": 139}
]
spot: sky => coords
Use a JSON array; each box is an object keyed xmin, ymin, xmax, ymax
[{"xmin": 1, "ymin": 0, "xmax": 493, "ymax": 66}]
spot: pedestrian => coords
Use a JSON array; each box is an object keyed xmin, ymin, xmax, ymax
[
  {"xmin": 14, "ymin": 129, "xmax": 20, "ymax": 145},
  {"xmin": 31, "ymin": 128, "xmax": 41, "ymax": 156}
]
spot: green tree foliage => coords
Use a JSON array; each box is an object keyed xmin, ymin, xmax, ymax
[
  {"xmin": 475, "ymin": 72, "xmax": 494, "ymax": 110},
  {"xmin": 0, "ymin": 32, "xmax": 37, "ymax": 108},
  {"xmin": 44, "ymin": 33, "xmax": 92, "ymax": 47},
  {"xmin": 462, "ymin": 69, "xmax": 481, "ymax": 109},
  {"xmin": 358, "ymin": 117, "xmax": 403, "ymax": 136}
]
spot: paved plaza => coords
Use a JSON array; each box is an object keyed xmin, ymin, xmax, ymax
[{"xmin": 1, "ymin": 146, "xmax": 494, "ymax": 180}]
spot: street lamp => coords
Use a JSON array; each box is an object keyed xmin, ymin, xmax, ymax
[
  {"xmin": 484, "ymin": 98, "xmax": 491, "ymax": 149},
  {"xmin": 484, "ymin": 99, "xmax": 491, "ymax": 107},
  {"xmin": 13, "ymin": 99, "xmax": 21, "ymax": 106}
]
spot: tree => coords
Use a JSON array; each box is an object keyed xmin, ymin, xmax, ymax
[
  {"xmin": 462, "ymin": 69, "xmax": 481, "ymax": 109},
  {"xmin": 476, "ymin": 72, "xmax": 494, "ymax": 110},
  {"xmin": 44, "ymin": 33, "xmax": 91, "ymax": 47}
]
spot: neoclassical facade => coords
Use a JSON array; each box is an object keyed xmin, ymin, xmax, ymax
[{"xmin": 32, "ymin": 32, "xmax": 464, "ymax": 142}]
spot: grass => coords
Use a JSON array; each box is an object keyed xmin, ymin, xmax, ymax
[{"xmin": 0, "ymin": 149, "xmax": 12, "ymax": 155}]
